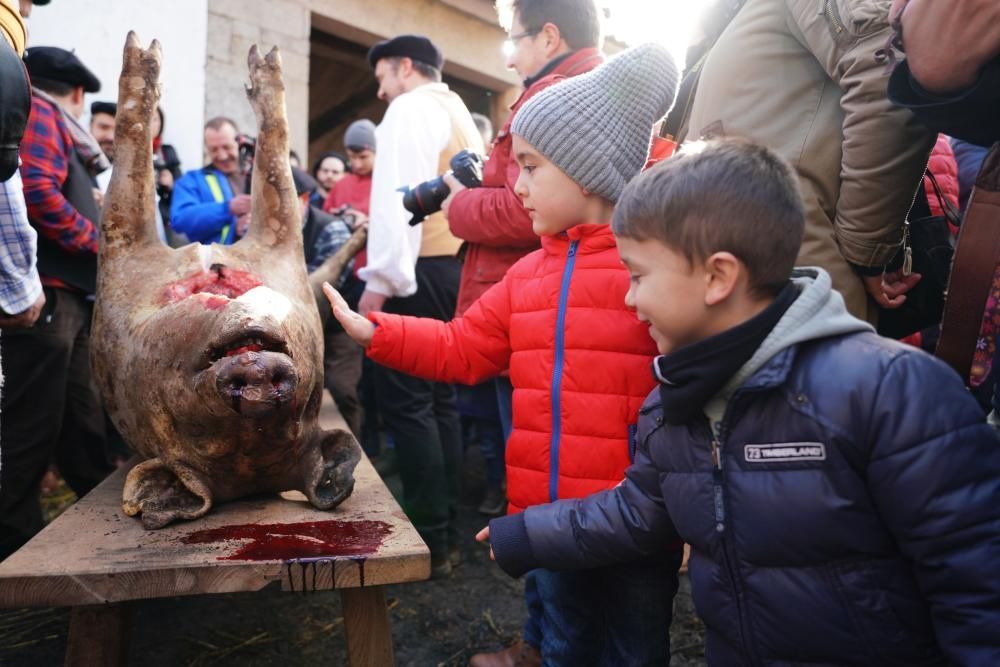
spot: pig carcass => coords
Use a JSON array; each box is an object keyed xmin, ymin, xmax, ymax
[{"xmin": 91, "ymin": 34, "xmax": 361, "ymax": 529}]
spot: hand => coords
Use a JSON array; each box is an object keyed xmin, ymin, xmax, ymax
[
  {"xmin": 236, "ymin": 213, "xmax": 251, "ymax": 237},
  {"xmin": 893, "ymin": 0, "xmax": 1000, "ymax": 94},
  {"xmin": 323, "ymin": 283, "xmax": 376, "ymax": 347},
  {"xmin": 441, "ymin": 172, "xmax": 467, "ymax": 218},
  {"xmin": 229, "ymin": 194, "xmax": 252, "ymax": 216},
  {"xmin": 92, "ymin": 187, "xmax": 104, "ymax": 209},
  {"xmin": 341, "ymin": 208, "xmax": 368, "ymax": 231},
  {"xmin": 475, "ymin": 526, "xmax": 495, "ymax": 561},
  {"xmin": 357, "ymin": 289, "xmax": 387, "ymax": 318},
  {"xmin": 0, "ymin": 291, "xmax": 45, "ymax": 329},
  {"xmin": 862, "ymin": 270, "xmax": 922, "ymax": 309}
]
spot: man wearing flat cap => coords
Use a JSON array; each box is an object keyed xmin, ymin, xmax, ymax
[
  {"xmin": 0, "ymin": 44, "xmax": 113, "ymax": 560},
  {"xmin": 357, "ymin": 33, "xmax": 484, "ymax": 578}
]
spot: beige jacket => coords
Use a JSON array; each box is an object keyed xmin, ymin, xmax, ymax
[{"xmin": 680, "ymin": 0, "xmax": 935, "ymax": 320}]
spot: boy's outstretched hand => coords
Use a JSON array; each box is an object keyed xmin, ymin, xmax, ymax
[
  {"xmin": 323, "ymin": 282, "xmax": 375, "ymax": 348},
  {"xmin": 475, "ymin": 526, "xmax": 495, "ymax": 561}
]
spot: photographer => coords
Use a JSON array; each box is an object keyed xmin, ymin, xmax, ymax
[
  {"xmin": 170, "ymin": 116, "xmax": 249, "ymax": 245},
  {"xmin": 442, "ymin": 0, "xmax": 603, "ymax": 318}
]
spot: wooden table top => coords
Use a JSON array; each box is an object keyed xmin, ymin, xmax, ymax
[{"xmin": 0, "ymin": 452, "xmax": 430, "ymax": 607}]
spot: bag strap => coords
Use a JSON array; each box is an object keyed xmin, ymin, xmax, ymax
[
  {"xmin": 923, "ymin": 169, "xmax": 962, "ymax": 228},
  {"xmin": 936, "ymin": 142, "xmax": 1000, "ymax": 380}
]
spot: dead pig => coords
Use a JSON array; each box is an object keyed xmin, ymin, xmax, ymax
[{"xmin": 91, "ymin": 34, "xmax": 361, "ymax": 529}]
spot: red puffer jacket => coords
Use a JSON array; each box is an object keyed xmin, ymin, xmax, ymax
[
  {"xmin": 447, "ymin": 48, "xmax": 604, "ymax": 316},
  {"xmin": 924, "ymin": 133, "xmax": 960, "ymax": 225},
  {"xmin": 367, "ymin": 223, "xmax": 657, "ymax": 513}
]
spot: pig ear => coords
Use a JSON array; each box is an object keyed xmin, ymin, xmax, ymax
[
  {"xmin": 302, "ymin": 429, "xmax": 362, "ymax": 511},
  {"xmin": 122, "ymin": 458, "xmax": 213, "ymax": 529}
]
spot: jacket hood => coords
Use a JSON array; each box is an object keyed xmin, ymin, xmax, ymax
[{"xmin": 720, "ymin": 267, "xmax": 873, "ymax": 397}]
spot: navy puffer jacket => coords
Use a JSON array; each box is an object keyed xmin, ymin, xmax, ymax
[{"xmin": 490, "ymin": 274, "xmax": 1000, "ymax": 666}]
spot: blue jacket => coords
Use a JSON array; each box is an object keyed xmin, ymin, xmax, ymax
[
  {"xmin": 490, "ymin": 269, "xmax": 1000, "ymax": 666},
  {"xmin": 169, "ymin": 166, "xmax": 239, "ymax": 244}
]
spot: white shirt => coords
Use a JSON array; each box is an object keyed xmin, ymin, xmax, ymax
[{"xmin": 358, "ymin": 82, "xmax": 452, "ymax": 297}]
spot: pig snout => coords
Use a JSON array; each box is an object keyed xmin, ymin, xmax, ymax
[{"xmin": 214, "ymin": 351, "xmax": 298, "ymax": 416}]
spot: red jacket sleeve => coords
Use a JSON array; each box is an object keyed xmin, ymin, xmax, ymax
[
  {"xmin": 446, "ymin": 155, "xmax": 537, "ymax": 249},
  {"xmin": 367, "ymin": 274, "xmax": 514, "ymax": 384}
]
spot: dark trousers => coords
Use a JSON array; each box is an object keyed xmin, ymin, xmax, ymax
[
  {"xmin": 0, "ymin": 287, "xmax": 111, "ymax": 559},
  {"xmin": 375, "ymin": 256, "xmax": 462, "ymax": 561},
  {"xmin": 528, "ymin": 553, "xmax": 681, "ymax": 666},
  {"xmin": 323, "ymin": 327, "xmax": 364, "ymax": 438}
]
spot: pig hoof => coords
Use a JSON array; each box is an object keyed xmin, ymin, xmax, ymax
[
  {"xmin": 123, "ymin": 458, "xmax": 213, "ymax": 529},
  {"xmin": 303, "ymin": 430, "xmax": 361, "ymax": 510}
]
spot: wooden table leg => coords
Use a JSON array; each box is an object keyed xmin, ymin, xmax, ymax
[
  {"xmin": 65, "ymin": 603, "xmax": 130, "ymax": 667},
  {"xmin": 340, "ymin": 585, "xmax": 394, "ymax": 667}
]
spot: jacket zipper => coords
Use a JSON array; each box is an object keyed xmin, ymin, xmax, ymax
[
  {"xmin": 548, "ymin": 240, "xmax": 578, "ymax": 502},
  {"xmin": 824, "ymin": 0, "xmax": 845, "ymax": 34},
  {"xmin": 712, "ymin": 402, "xmax": 762, "ymax": 667}
]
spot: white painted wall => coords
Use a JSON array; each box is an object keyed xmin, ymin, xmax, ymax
[{"xmin": 27, "ymin": 0, "xmax": 209, "ymax": 175}]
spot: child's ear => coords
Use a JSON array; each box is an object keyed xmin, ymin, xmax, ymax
[{"xmin": 703, "ymin": 252, "xmax": 742, "ymax": 306}]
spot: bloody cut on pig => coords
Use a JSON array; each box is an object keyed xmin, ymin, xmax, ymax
[{"xmin": 90, "ymin": 33, "xmax": 362, "ymax": 529}]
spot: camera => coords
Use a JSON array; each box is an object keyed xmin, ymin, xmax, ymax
[
  {"xmin": 237, "ymin": 133, "xmax": 256, "ymax": 180},
  {"xmin": 399, "ymin": 149, "xmax": 484, "ymax": 226}
]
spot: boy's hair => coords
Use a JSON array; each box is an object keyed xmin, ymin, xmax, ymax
[
  {"xmin": 497, "ymin": 0, "xmax": 603, "ymax": 50},
  {"xmin": 612, "ymin": 138, "xmax": 804, "ymax": 297}
]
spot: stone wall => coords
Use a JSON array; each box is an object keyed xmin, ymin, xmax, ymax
[{"xmin": 206, "ymin": 0, "xmax": 519, "ymax": 158}]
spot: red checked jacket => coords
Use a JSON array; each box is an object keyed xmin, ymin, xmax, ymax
[
  {"xmin": 19, "ymin": 95, "xmax": 99, "ymax": 290},
  {"xmin": 447, "ymin": 48, "xmax": 603, "ymax": 316}
]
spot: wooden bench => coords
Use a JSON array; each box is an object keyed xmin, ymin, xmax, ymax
[{"xmin": 0, "ymin": 451, "xmax": 429, "ymax": 666}]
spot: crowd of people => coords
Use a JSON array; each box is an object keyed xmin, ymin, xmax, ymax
[{"xmin": 0, "ymin": 0, "xmax": 998, "ymax": 665}]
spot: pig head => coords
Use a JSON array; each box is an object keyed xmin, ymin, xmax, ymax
[{"xmin": 91, "ymin": 34, "xmax": 361, "ymax": 529}]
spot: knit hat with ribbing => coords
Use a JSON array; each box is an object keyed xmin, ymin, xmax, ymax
[{"xmin": 511, "ymin": 42, "xmax": 679, "ymax": 203}]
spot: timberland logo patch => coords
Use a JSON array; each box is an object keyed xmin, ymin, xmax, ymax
[{"xmin": 744, "ymin": 442, "xmax": 826, "ymax": 463}]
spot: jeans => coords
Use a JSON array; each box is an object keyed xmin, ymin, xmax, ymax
[
  {"xmin": 527, "ymin": 554, "xmax": 680, "ymax": 666},
  {"xmin": 458, "ymin": 381, "xmax": 506, "ymax": 488},
  {"xmin": 495, "ymin": 375, "xmax": 514, "ymax": 441}
]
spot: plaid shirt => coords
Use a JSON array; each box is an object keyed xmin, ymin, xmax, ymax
[
  {"xmin": 306, "ymin": 211, "xmax": 354, "ymax": 287},
  {"xmin": 19, "ymin": 96, "xmax": 99, "ymax": 256},
  {"xmin": 0, "ymin": 171, "xmax": 43, "ymax": 315}
]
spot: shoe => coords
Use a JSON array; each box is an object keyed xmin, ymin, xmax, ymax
[
  {"xmin": 372, "ymin": 448, "xmax": 398, "ymax": 478},
  {"xmin": 430, "ymin": 555, "xmax": 452, "ymax": 580},
  {"xmin": 477, "ymin": 485, "xmax": 507, "ymax": 515},
  {"xmin": 469, "ymin": 640, "xmax": 541, "ymax": 667},
  {"xmin": 449, "ymin": 544, "xmax": 462, "ymax": 567}
]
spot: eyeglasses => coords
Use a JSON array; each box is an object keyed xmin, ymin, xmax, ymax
[{"xmin": 503, "ymin": 28, "xmax": 541, "ymax": 53}]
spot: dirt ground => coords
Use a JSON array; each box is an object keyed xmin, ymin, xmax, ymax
[{"xmin": 0, "ymin": 407, "xmax": 706, "ymax": 667}]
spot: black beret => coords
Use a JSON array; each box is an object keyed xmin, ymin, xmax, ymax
[
  {"xmin": 367, "ymin": 34, "xmax": 443, "ymax": 71},
  {"xmin": 33, "ymin": 0, "xmax": 51, "ymax": 4},
  {"xmin": 90, "ymin": 100, "xmax": 116, "ymax": 117},
  {"xmin": 23, "ymin": 46, "xmax": 100, "ymax": 93}
]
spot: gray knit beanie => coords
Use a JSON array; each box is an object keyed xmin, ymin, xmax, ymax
[
  {"xmin": 344, "ymin": 119, "xmax": 377, "ymax": 150},
  {"xmin": 511, "ymin": 42, "xmax": 679, "ymax": 203}
]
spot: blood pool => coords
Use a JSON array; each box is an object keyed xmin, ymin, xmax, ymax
[{"xmin": 165, "ymin": 264, "xmax": 264, "ymax": 304}]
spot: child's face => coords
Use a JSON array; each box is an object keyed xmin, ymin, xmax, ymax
[
  {"xmin": 512, "ymin": 135, "xmax": 591, "ymax": 236},
  {"xmin": 616, "ymin": 235, "xmax": 713, "ymax": 355}
]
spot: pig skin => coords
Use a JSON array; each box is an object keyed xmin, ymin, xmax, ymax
[{"xmin": 91, "ymin": 34, "xmax": 361, "ymax": 529}]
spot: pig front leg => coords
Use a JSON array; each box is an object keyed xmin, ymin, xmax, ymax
[
  {"xmin": 122, "ymin": 458, "xmax": 213, "ymax": 529},
  {"xmin": 299, "ymin": 429, "xmax": 362, "ymax": 510}
]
